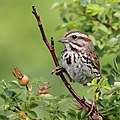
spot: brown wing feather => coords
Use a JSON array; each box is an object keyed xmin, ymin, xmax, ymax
[
  {"xmin": 91, "ymin": 52, "xmax": 100, "ymax": 68},
  {"xmin": 87, "ymin": 42, "xmax": 100, "ymax": 69}
]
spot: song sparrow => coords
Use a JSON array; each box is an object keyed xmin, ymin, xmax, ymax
[{"xmin": 59, "ymin": 30, "xmax": 101, "ymax": 85}]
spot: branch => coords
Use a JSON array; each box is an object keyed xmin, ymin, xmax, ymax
[
  {"xmin": 94, "ymin": 17, "xmax": 115, "ymax": 31},
  {"xmin": 32, "ymin": 5, "xmax": 107, "ymax": 120}
]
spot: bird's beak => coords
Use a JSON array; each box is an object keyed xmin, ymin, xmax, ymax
[{"xmin": 59, "ymin": 36, "xmax": 68, "ymax": 43}]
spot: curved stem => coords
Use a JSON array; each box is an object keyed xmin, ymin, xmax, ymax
[{"xmin": 32, "ymin": 5, "xmax": 107, "ymax": 120}]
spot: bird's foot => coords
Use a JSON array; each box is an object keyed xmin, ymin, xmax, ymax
[
  {"xmin": 52, "ymin": 66, "xmax": 74, "ymax": 82},
  {"xmin": 51, "ymin": 66, "xmax": 65, "ymax": 76}
]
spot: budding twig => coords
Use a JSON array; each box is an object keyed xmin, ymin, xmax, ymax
[{"xmin": 32, "ymin": 5, "xmax": 107, "ymax": 120}]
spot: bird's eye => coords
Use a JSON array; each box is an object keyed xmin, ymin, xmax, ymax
[{"xmin": 71, "ymin": 35, "xmax": 77, "ymax": 39}]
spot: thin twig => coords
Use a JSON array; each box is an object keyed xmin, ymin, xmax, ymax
[
  {"xmin": 32, "ymin": 5, "xmax": 107, "ymax": 120},
  {"xmin": 94, "ymin": 17, "xmax": 115, "ymax": 31}
]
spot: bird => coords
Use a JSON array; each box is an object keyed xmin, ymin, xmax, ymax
[{"xmin": 59, "ymin": 30, "xmax": 101, "ymax": 85}]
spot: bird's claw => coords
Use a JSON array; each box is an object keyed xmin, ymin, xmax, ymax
[
  {"xmin": 51, "ymin": 66, "xmax": 65, "ymax": 76},
  {"xmin": 52, "ymin": 66, "xmax": 74, "ymax": 82}
]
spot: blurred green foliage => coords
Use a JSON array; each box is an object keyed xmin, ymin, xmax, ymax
[
  {"xmin": 0, "ymin": 0, "xmax": 60, "ymax": 79},
  {"xmin": 0, "ymin": 79, "xmax": 73, "ymax": 120},
  {"xmin": 0, "ymin": 0, "xmax": 120, "ymax": 120},
  {"xmin": 0, "ymin": 0, "xmax": 72, "ymax": 96}
]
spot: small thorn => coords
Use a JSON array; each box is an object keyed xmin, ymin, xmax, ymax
[
  {"xmin": 32, "ymin": 5, "xmax": 36, "ymax": 13},
  {"xmin": 51, "ymin": 37, "xmax": 54, "ymax": 49},
  {"xmin": 32, "ymin": 5, "xmax": 35, "ymax": 9}
]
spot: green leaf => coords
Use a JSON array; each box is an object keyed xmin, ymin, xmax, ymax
[
  {"xmin": 40, "ymin": 94, "xmax": 54, "ymax": 99},
  {"xmin": 108, "ymin": 94, "xmax": 117, "ymax": 104},
  {"xmin": 114, "ymin": 82, "xmax": 120, "ymax": 87},
  {"xmin": 67, "ymin": 109, "xmax": 77, "ymax": 118},
  {"xmin": 0, "ymin": 80, "xmax": 8, "ymax": 89},
  {"xmin": 0, "ymin": 115, "xmax": 9, "ymax": 120},
  {"xmin": 28, "ymin": 110, "xmax": 37, "ymax": 119},
  {"xmin": 88, "ymin": 35, "xmax": 96, "ymax": 45},
  {"xmin": 30, "ymin": 102, "xmax": 38, "ymax": 109},
  {"xmin": 116, "ymin": 55, "xmax": 120, "ymax": 63},
  {"xmin": 77, "ymin": 112, "xmax": 81, "ymax": 119},
  {"xmin": 108, "ymin": 38, "xmax": 118, "ymax": 44},
  {"xmin": 114, "ymin": 11, "xmax": 120, "ymax": 19},
  {"xmin": 86, "ymin": 4, "xmax": 102, "ymax": 16},
  {"xmin": 3, "ymin": 88, "xmax": 13, "ymax": 98},
  {"xmin": 108, "ymin": 75, "xmax": 114, "ymax": 85},
  {"xmin": 51, "ymin": 2, "xmax": 60, "ymax": 9},
  {"xmin": 81, "ymin": 109, "xmax": 87, "ymax": 119},
  {"xmin": 108, "ymin": 87, "xmax": 120, "ymax": 95},
  {"xmin": 99, "ymin": 24, "xmax": 111, "ymax": 34},
  {"xmin": 113, "ymin": 58, "xmax": 119, "ymax": 73},
  {"xmin": 91, "ymin": 78, "xmax": 98, "ymax": 85},
  {"xmin": 0, "ymin": 93, "xmax": 6, "ymax": 99},
  {"xmin": 9, "ymin": 81, "xmax": 20, "ymax": 89},
  {"xmin": 103, "ymin": 64, "xmax": 112, "ymax": 69},
  {"xmin": 102, "ymin": 69, "xmax": 108, "ymax": 75}
]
